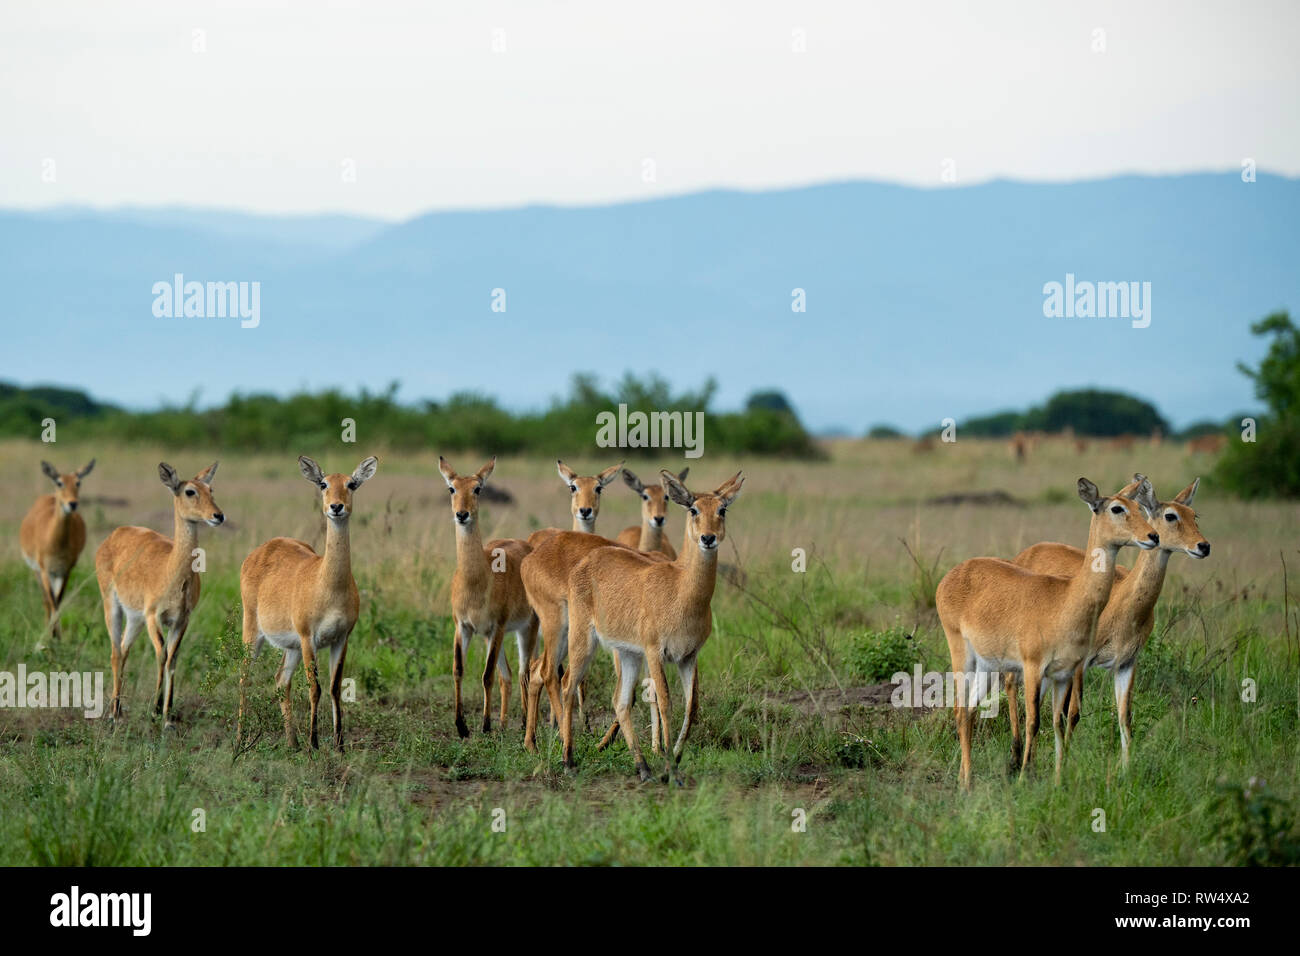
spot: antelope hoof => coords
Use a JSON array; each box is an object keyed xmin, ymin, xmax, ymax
[
  {"xmin": 455, "ymin": 716, "xmax": 470, "ymax": 739},
  {"xmin": 636, "ymin": 762, "xmax": 654, "ymax": 783},
  {"xmin": 481, "ymin": 717, "xmax": 492, "ymax": 734}
]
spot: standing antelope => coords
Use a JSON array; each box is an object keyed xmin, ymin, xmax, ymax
[
  {"xmin": 20, "ymin": 459, "xmax": 95, "ymax": 639},
  {"xmin": 934, "ymin": 477, "xmax": 1158, "ymax": 789},
  {"xmin": 559, "ymin": 470, "xmax": 743, "ymax": 784},
  {"xmin": 236, "ymin": 455, "xmax": 377, "ymax": 751},
  {"xmin": 1010, "ymin": 474, "xmax": 1209, "ymax": 766},
  {"xmin": 524, "ymin": 459, "xmax": 622, "ymax": 722},
  {"xmin": 440, "ymin": 456, "xmax": 539, "ymax": 738},
  {"xmin": 95, "ymin": 461, "xmax": 224, "ymax": 728},
  {"xmin": 615, "ymin": 466, "xmax": 687, "ymax": 559}
]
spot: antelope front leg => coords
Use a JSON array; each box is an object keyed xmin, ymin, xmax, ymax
[
  {"xmin": 524, "ymin": 655, "xmax": 545, "ymax": 753},
  {"xmin": 329, "ymin": 638, "xmax": 350, "ymax": 752},
  {"xmin": 670, "ymin": 654, "xmax": 699, "ymax": 771},
  {"xmin": 1051, "ymin": 676, "xmax": 1072, "ymax": 785},
  {"xmin": 109, "ymin": 642, "xmax": 124, "ymax": 721},
  {"xmin": 518, "ymin": 617, "xmax": 538, "ymax": 733},
  {"xmin": 37, "ymin": 569, "xmax": 56, "ymax": 637},
  {"xmin": 145, "ymin": 613, "xmax": 167, "ymax": 716},
  {"xmin": 644, "ymin": 652, "xmax": 677, "ymax": 785},
  {"xmin": 612, "ymin": 650, "xmax": 652, "ymax": 782},
  {"xmin": 1066, "ymin": 663, "xmax": 1084, "ymax": 739},
  {"xmin": 299, "ymin": 633, "xmax": 321, "ymax": 750},
  {"xmin": 453, "ymin": 619, "xmax": 469, "ymax": 739},
  {"xmin": 276, "ymin": 648, "xmax": 301, "ymax": 748},
  {"xmin": 1114, "ymin": 661, "xmax": 1136, "ymax": 769},
  {"xmin": 496, "ymin": 652, "xmax": 511, "ymax": 729},
  {"xmin": 1004, "ymin": 671, "xmax": 1022, "ymax": 772},
  {"xmin": 49, "ymin": 574, "xmax": 67, "ymax": 639},
  {"xmin": 1019, "ymin": 662, "xmax": 1043, "ymax": 780},
  {"xmin": 560, "ymin": 615, "xmax": 594, "ymax": 772},
  {"xmin": 481, "ymin": 624, "xmax": 505, "ymax": 733},
  {"xmin": 161, "ymin": 622, "xmax": 186, "ymax": 730}
]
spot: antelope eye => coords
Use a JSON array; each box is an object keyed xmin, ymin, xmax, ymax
[
  {"xmin": 320, "ymin": 482, "xmax": 328, "ymax": 490},
  {"xmin": 185, "ymin": 488, "xmax": 197, "ymax": 497},
  {"xmin": 448, "ymin": 486, "xmax": 455, "ymax": 495},
  {"xmin": 473, "ymin": 486, "xmax": 481, "ymax": 495},
  {"xmin": 1110, "ymin": 505, "xmax": 1123, "ymax": 514},
  {"xmin": 689, "ymin": 507, "xmax": 699, "ymax": 517},
  {"xmin": 642, "ymin": 494, "xmax": 649, "ymax": 501},
  {"xmin": 347, "ymin": 481, "xmax": 357, "ymax": 491},
  {"xmin": 596, "ymin": 486, "xmax": 602, "ymax": 494},
  {"xmin": 1165, "ymin": 512, "xmax": 1177, "ymax": 522},
  {"xmin": 569, "ymin": 485, "xmax": 577, "ymax": 493},
  {"xmin": 718, "ymin": 508, "xmax": 727, "ymax": 518}
]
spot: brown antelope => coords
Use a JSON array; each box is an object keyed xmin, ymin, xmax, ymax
[
  {"xmin": 236, "ymin": 455, "xmax": 377, "ymax": 751},
  {"xmin": 520, "ymin": 526, "xmax": 667, "ymax": 752},
  {"xmin": 1010, "ymin": 474, "xmax": 1209, "ymax": 766},
  {"xmin": 1187, "ymin": 433, "xmax": 1226, "ymax": 455},
  {"xmin": 19, "ymin": 459, "xmax": 94, "ymax": 639},
  {"xmin": 440, "ymin": 456, "xmax": 539, "ymax": 738},
  {"xmin": 95, "ymin": 462, "xmax": 224, "ymax": 728},
  {"xmin": 558, "ymin": 470, "xmax": 743, "ymax": 784},
  {"xmin": 934, "ymin": 477, "xmax": 1158, "ymax": 789},
  {"xmin": 524, "ymin": 459, "xmax": 623, "ymax": 722},
  {"xmin": 615, "ymin": 466, "xmax": 687, "ymax": 559}
]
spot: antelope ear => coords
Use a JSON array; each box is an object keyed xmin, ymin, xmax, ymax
[
  {"xmin": 159, "ymin": 462, "xmax": 182, "ymax": 492},
  {"xmin": 1134, "ymin": 477, "xmax": 1159, "ymax": 517},
  {"xmin": 437, "ymin": 456, "xmax": 457, "ymax": 488},
  {"xmin": 677, "ymin": 467, "xmax": 690, "ymax": 482},
  {"xmin": 660, "ymin": 470, "xmax": 695, "ymax": 509},
  {"xmin": 720, "ymin": 474, "xmax": 745, "ymax": 508},
  {"xmin": 474, "ymin": 456, "xmax": 496, "ymax": 486},
  {"xmin": 1174, "ymin": 477, "xmax": 1200, "ymax": 507},
  {"xmin": 77, "ymin": 458, "xmax": 96, "ymax": 479},
  {"xmin": 196, "ymin": 461, "xmax": 219, "ymax": 486},
  {"xmin": 621, "ymin": 468, "xmax": 645, "ymax": 493},
  {"xmin": 1115, "ymin": 473, "xmax": 1146, "ymax": 500},
  {"xmin": 351, "ymin": 456, "xmax": 379, "ymax": 486},
  {"xmin": 299, "ymin": 456, "xmax": 325, "ymax": 485},
  {"xmin": 714, "ymin": 471, "xmax": 744, "ymax": 498},
  {"xmin": 556, "ymin": 460, "xmax": 578, "ymax": 484},
  {"xmin": 1077, "ymin": 477, "xmax": 1103, "ymax": 513},
  {"xmin": 596, "ymin": 462, "xmax": 624, "ymax": 487},
  {"xmin": 41, "ymin": 460, "xmax": 61, "ymax": 484}
]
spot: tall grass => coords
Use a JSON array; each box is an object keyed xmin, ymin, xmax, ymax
[{"xmin": 0, "ymin": 439, "xmax": 1295, "ymax": 864}]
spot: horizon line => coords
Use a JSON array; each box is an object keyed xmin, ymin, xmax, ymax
[{"xmin": 3, "ymin": 167, "xmax": 1294, "ymax": 226}]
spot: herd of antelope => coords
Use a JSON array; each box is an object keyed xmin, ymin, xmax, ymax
[{"xmin": 17, "ymin": 452, "xmax": 1207, "ymax": 789}]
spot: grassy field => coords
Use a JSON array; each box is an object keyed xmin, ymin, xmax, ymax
[{"xmin": 0, "ymin": 436, "xmax": 1297, "ymax": 865}]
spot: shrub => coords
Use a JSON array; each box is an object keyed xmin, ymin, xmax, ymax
[{"xmin": 847, "ymin": 625, "xmax": 920, "ymax": 682}]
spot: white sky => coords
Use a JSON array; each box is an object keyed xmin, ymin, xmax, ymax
[{"xmin": 2, "ymin": 0, "xmax": 1297, "ymax": 219}]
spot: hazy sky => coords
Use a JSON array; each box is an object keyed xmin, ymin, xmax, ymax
[{"xmin": 3, "ymin": 0, "xmax": 1298, "ymax": 219}]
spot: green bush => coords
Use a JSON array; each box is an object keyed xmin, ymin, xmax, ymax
[
  {"xmin": 1215, "ymin": 311, "xmax": 1300, "ymax": 499},
  {"xmin": 847, "ymin": 625, "xmax": 920, "ymax": 682}
]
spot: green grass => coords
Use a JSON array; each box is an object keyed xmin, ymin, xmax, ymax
[{"xmin": 1, "ymin": 546, "xmax": 1296, "ymax": 866}]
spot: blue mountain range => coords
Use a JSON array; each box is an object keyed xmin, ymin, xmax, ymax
[{"xmin": 2, "ymin": 173, "xmax": 1295, "ymax": 433}]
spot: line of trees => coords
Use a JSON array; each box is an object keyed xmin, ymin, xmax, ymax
[{"xmin": 0, "ymin": 374, "xmax": 820, "ymax": 459}]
